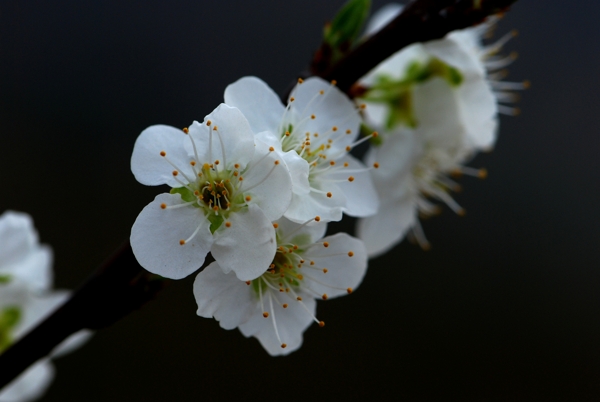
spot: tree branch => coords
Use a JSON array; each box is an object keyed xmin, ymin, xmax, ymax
[{"xmin": 312, "ymin": 0, "xmax": 518, "ymax": 93}]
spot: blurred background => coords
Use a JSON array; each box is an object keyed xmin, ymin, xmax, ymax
[{"xmin": 1, "ymin": 0, "xmax": 599, "ymax": 400}]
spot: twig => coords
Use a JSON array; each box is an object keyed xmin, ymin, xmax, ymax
[{"xmin": 313, "ymin": 0, "xmax": 518, "ymax": 93}]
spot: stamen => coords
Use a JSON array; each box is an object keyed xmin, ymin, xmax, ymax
[
  {"xmin": 279, "ymin": 217, "xmax": 320, "ymax": 243},
  {"xmin": 412, "ymin": 220, "xmax": 431, "ymax": 250},
  {"xmin": 489, "ymin": 80, "xmax": 530, "ymax": 91},
  {"xmin": 163, "ymin": 200, "xmax": 198, "ymax": 210},
  {"xmin": 282, "ymin": 279, "xmax": 322, "ymax": 326},
  {"xmin": 235, "ymin": 162, "xmax": 279, "ymax": 194},
  {"xmin": 213, "ymin": 126, "xmax": 228, "ymax": 168},
  {"xmin": 497, "ymin": 105, "xmax": 521, "ymax": 115},
  {"xmin": 162, "ymin": 155, "xmax": 194, "ymax": 184},
  {"xmin": 267, "ymin": 292, "xmax": 286, "ymax": 349}
]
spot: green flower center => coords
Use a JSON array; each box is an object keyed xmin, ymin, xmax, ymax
[{"xmin": 363, "ymin": 57, "xmax": 463, "ymax": 131}]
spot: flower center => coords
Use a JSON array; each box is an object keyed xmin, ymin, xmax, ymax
[{"xmin": 362, "ymin": 57, "xmax": 463, "ymax": 130}]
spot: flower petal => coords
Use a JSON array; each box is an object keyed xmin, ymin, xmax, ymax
[
  {"xmin": 289, "ymin": 77, "xmax": 361, "ymax": 148},
  {"xmin": 239, "ymin": 290, "xmax": 315, "ymax": 356},
  {"xmin": 224, "ymin": 76, "xmax": 285, "ymax": 135},
  {"xmin": 333, "ymin": 154, "xmax": 379, "ymax": 218},
  {"xmin": 356, "ymin": 197, "xmax": 417, "ymax": 257},
  {"xmin": 274, "ymin": 217, "xmax": 327, "ymax": 246},
  {"xmin": 14, "ymin": 290, "xmax": 69, "ymax": 339},
  {"xmin": 130, "ymin": 193, "xmax": 213, "ymax": 279},
  {"xmin": 303, "ymin": 233, "xmax": 368, "ymax": 298},
  {"xmin": 282, "ymin": 151, "xmax": 310, "ymax": 196},
  {"xmin": 51, "ymin": 330, "xmax": 93, "ymax": 359},
  {"xmin": 187, "ymin": 104, "xmax": 256, "ymax": 170},
  {"xmin": 0, "ymin": 211, "xmax": 52, "ymax": 291},
  {"xmin": 211, "ymin": 204, "xmax": 276, "ymax": 281},
  {"xmin": 457, "ymin": 76, "xmax": 498, "ymax": 149},
  {"xmin": 194, "ymin": 262, "xmax": 257, "ymax": 330},
  {"xmin": 424, "ymin": 33, "xmax": 484, "ymax": 76},
  {"xmin": 364, "ymin": 3, "xmax": 403, "ymax": 36},
  {"xmin": 284, "ymin": 183, "xmax": 345, "ymax": 223},
  {"xmin": 0, "ymin": 360, "xmax": 54, "ymax": 402},
  {"xmin": 240, "ymin": 140, "xmax": 293, "ymax": 222},
  {"xmin": 131, "ymin": 125, "xmax": 193, "ymax": 187}
]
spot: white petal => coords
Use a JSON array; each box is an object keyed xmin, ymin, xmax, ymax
[
  {"xmin": 51, "ymin": 330, "xmax": 93, "ymax": 358},
  {"xmin": 224, "ymin": 76, "xmax": 285, "ymax": 135},
  {"xmin": 364, "ymin": 3, "xmax": 403, "ymax": 36},
  {"xmin": 413, "ymin": 78, "xmax": 466, "ymax": 161},
  {"xmin": 282, "ymin": 151, "xmax": 310, "ymax": 196},
  {"xmin": 0, "ymin": 211, "xmax": 37, "ymax": 267},
  {"xmin": 240, "ymin": 140, "xmax": 292, "ymax": 221},
  {"xmin": 289, "ymin": 77, "xmax": 360, "ymax": 146},
  {"xmin": 194, "ymin": 262, "xmax": 257, "ymax": 330},
  {"xmin": 360, "ymin": 43, "xmax": 429, "ymax": 86},
  {"xmin": 255, "ymin": 130, "xmax": 283, "ymax": 151},
  {"xmin": 457, "ymin": 77, "xmax": 498, "ymax": 149},
  {"xmin": 130, "ymin": 193, "xmax": 213, "ymax": 280},
  {"xmin": 187, "ymin": 104, "xmax": 256, "ymax": 170},
  {"xmin": 239, "ymin": 290, "xmax": 315, "ymax": 356},
  {"xmin": 284, "ymin": 183, "xmax": 345, "ymax": 223},
  {"xmin": 14, "ymin": 290, "xmax": 70, "ymax": 339},
  {"xmin": 302, "ymin": 233, "xmax": 368, "ymax": 298},
  {"xmin": 274, "ymin": 217, "xmax": 327, "ymax": 246},
  {"xmin": 424, "ymin": 34, "xmax": 484, "ymax": 76},
  {"xmin": 365, "ymin": 128, "xmax": 421, "ymax": 181},
  {"xmin": 356, "ymin": 197, "xmax": 417, "ymax": 257},
  {"xmin": 332, "ymin": 154, "xmax": 379, "ymax": 218},
  {"xmin": 211, "ymin": 204, "xmax": 276, "ymax": 281},
  {"xmin": 131, "ymin": 125, "xmax": 193, "ymax": 187},
  {"xmin": 0, "ymin": 360, "xmax": 54, "ymax": 402},
  {"xmin": 0, "ymin": 212, "xmax": 52, "ymax": 291},
  {"xmin": 5, "ymin": 247, "xmax": 53, "ymax": 293}
]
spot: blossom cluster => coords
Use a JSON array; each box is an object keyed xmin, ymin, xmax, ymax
[
  {"xmin": 130, "ymin": 4, "xmax": 522, "ymax": 356},
  {"xmin": 356, "ymin": 4, "xmax": 526, "ymax": 255},
  {"xmin": 0, "ymin": 211, "xmax": 90, "ymax": 402}
]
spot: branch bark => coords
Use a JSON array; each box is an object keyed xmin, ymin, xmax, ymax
[{"xmin": 313, "ymin": 0, "xmax": 518, "ymax": 93}]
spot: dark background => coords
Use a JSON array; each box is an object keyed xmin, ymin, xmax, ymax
[{"xmin": 1, "ymin": 1, "xmax": 599, "ymax": 400}]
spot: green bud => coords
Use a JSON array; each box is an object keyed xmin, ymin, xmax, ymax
[{"xmin": 324, "ymin": 0, "xmax": 371, "ymax": 50}]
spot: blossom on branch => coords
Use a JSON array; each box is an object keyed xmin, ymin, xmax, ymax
[
  {"xmin": 0, "ymin": 211, "xmax": 91, "ymax": 402},
  {"xmin": 225, "ymin": 76, "xmax": 379, "ymax": 223},
  {"xmin": 194, "ymin": 217, "xmax": 367, "ymax": 356},
  {"xmin": 356, "ymin": 4, "xmax": 523, "ymax": 256},
  {"xmin": 131, "ymin": 104, "xmax": 293, "ymax": 281}
]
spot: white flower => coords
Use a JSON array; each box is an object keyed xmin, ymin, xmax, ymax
[
  {"xmin": 355, "ymin": 5, "xmax": 518, "ymax": 256},
  {"xmin": 131, "ymin": 103, "xmax": 293, "ymax": 281},
  {"xmin": 0, "ymin": 211, "xmax": 91, "ymax": 402},
  {"xmin": 224, "ymin": 76, "xmax": 379, "ymax": 223},
  {"xmin": 0, "ymin": 212, "xmax": 52, "ymax": 293},
  {"xmin": 424, "ymin": 17, "xmax": 529, "ymax": 117},
  {"xmin": 194, "ymin": 217, "xmax": 368, "ymax": 356}
]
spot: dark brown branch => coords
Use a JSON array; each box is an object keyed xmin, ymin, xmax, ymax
[{"xmin": 312, "ymin": 0, "xmax": 518, "ymax": 93}]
